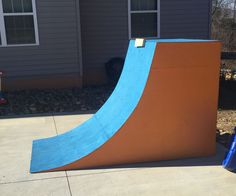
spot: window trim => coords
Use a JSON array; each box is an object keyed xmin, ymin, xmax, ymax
[
  {"xmin": 128, "ymin": 0, "xmax": 160, "ymax": 39},
  {"xmin": 0, "ymin": 0, "xmax": 39, "ymax": 47}
]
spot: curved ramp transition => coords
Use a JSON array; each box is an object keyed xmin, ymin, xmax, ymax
[{"xmin": 30, "ymin": 39, "xmax": 221, "ymax": 173}]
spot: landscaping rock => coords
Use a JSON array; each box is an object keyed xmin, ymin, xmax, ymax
[{"xmin": 0, "ymin": 86, "xmax": 114, "ymax": 117}]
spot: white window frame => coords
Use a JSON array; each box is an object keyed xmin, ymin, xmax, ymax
[
  {"xmin": 128, "ymin": 0, "xmax": 160, "ymax": 39},
  {"xmin": 0, "ymin": 0, "xmax": 39, "ymax": 47}
]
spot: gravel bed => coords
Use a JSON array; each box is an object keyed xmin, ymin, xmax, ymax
[
  {"xmin": 0, "ymin": 86, "xmax": 114, "ymax": 117},
  {"xmin": 217, "ymin": 111, "xmax": 236, "ymax": 134}
]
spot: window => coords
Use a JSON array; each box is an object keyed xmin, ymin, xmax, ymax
[
  {"xmin": 0, "ymin": 0, "xmax": 39, "ymax": 46},
  {"xmin": 128, "ymin": 0, "xmax": 160, "ymax": 39}
]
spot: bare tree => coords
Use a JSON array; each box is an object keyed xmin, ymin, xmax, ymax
[
  {"xmin": 212, "ymin": 0, "xmax": 236, "ymax": 52},
  {"xmin": 234, "ymin": 0, "xmax": 236, "ymax": 22},
  {"xmin": 212, "ymin": 0, "xmax": 234, "ymax": 19},
  {"xmin": 212, "ymin": 0, "xmax": 226, "ymax": 19}
]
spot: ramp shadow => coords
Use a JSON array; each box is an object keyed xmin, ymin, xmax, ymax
[{"xmin": 71, "ymin": 143, "xmax": 227, "ymax": 172}]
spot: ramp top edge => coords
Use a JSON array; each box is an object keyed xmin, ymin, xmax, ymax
[{"xmin": 132, "ymin": 39, "xmax": 218, "ymax": 44}]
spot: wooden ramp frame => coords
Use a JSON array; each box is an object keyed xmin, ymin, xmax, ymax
[{"xmin": 30, "ymin": 39, "xmax": 221, "ymax": 173}]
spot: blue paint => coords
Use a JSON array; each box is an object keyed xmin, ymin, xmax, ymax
[
  {"xmin": 223, "ymin": 131, "xmax": 236, "ymax": 172},
  {"xmin": 30, "ymin": 40, "xmax": 156, "ymax": 172},
  {"xmin": 30, "ymin": 39, "xmax": 215, "ymax": 173}
]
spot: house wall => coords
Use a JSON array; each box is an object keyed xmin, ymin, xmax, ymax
[
  {"xmin": 0, "ymin": 0, "xmax": 212, "ymax": 90},
  {"xmin": 160, "ymin": 0, "xmax": 212, "ymax": 39},
  {"xmin": 0, "ymin": 0, "xmax": 82, "ymax": 90},
  {"xmin": 79, "ymin": 0, "xmax": 129, "ymax": 86},
  {"xmin": 80, "ymin": 0, "xmax": 212, "ymax": 86}
]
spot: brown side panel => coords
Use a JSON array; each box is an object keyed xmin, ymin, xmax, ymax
[{"xmin": 52, "ymin": 42, "xmax": 221, "ymax": 171}]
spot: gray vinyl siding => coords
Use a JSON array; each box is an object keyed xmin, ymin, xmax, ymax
[
  {"xmin": 80, "ymin": 0, "xmax": 211, "ymax": 71},
  {"xmin": 0, "ymin": 0, "xmax": 212, "ymax": 85},
  {"xmin": 0, "ymin": 0, "xmax": 80, "ymax": 78},
  {"xmin": 79, "ymin": 0, "xmax": 129, "ymax": 70},
  {"xmin": 160, "ymin": 0, "xmax": 211, "ymax": 39}
]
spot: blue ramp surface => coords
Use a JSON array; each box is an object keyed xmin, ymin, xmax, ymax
[{"xmin": 30, "ymin": 40, "xmax": 156, "ymax": 173}]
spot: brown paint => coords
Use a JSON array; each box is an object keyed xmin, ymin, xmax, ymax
[{"xmin": 49, "ymin": 42, "xmax": 221, "ymax": 172}]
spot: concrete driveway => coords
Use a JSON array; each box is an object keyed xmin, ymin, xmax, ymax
[{"xmin": 0, "ymin": 113, "xmax": 235, "ymax": 196}]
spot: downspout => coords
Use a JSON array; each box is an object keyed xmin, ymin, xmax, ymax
[{"xmin": 75, "ymin": 0, "xmax": 84, "ymax": 87}]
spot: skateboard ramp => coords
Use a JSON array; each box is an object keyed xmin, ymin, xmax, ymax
[{"xmin": 30, "ymin": 39, "xmax": 221, "ymax": 173}]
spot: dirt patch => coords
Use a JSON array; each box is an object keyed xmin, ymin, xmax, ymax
[{"xmin": 217, "ymin": 110, "xmax": 236, "ymax": 134}]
